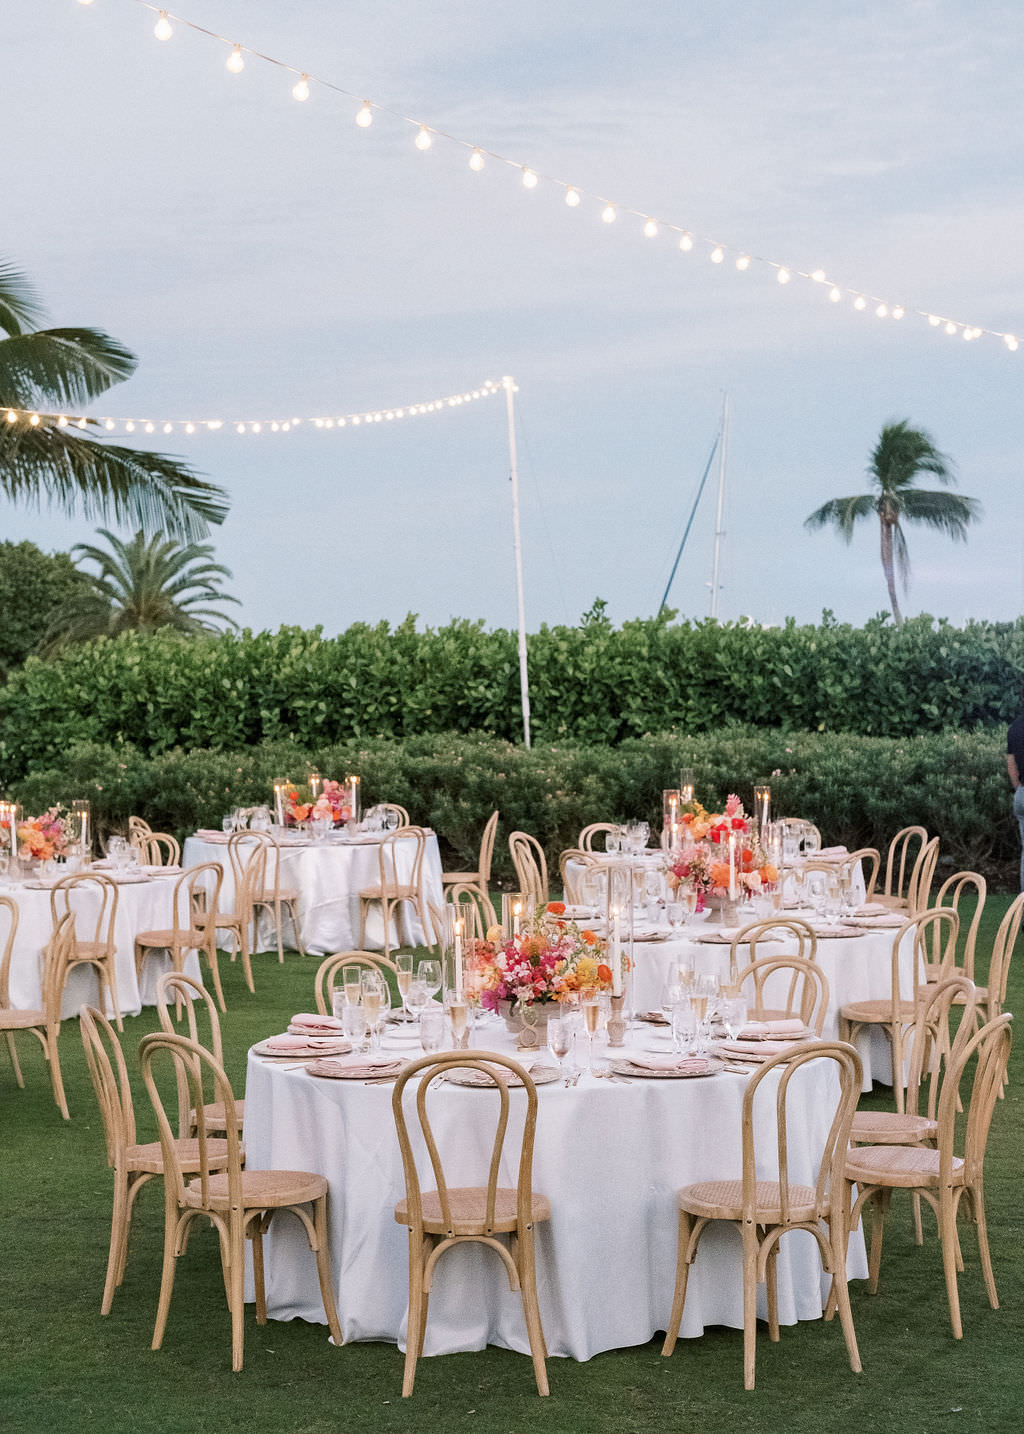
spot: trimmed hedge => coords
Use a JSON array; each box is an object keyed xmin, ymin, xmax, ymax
[
  {"xmin": 11, "ymin": 727, "xmax": 1018, "ymax": 888},
  {"xmin": 2, "ymin": 614, "xmax": 1024, "ymax": 781}
]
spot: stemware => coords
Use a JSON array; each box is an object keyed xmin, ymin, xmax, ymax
[
  {"xmin": 660, "ymin": 979, "xmax": 685, "ymax": 1024},
  {"xmin": 548, "ymin": 1015, "xmax": 572, "ymax": 1082},
  {"xmin": 445, "ymin": 992, "xmax": 469, "ymax": 1046},
  {"xmin": 720, "ymin": 993, "xmax": 747, "ymax": 1041},
  {"xmin": 396, "ymin": 953, "xmax": 413, "ymax": 1021},
  {"xmin": 417, "ymin": 959, "xmax": 442, "ymax": 1003},
  {"xmin": 419, "ymin": 1007, "xmax": 446, "ymax": 1054},
  {"xmin": 221, "ymin": 815, "xmax": 235, "ymax": 835},
  {"xmin": 406, "ymin": 978, "xmax": 430, "ymax": 1021},
  {"xmin": 666, "ymin": 901, "xmax": 684, "ymax": 932},
  {"xmin": 341, "ymin": 1003, "xmax": 369, "ymax": 1054},
  {"xmin": 361, "ymin": 971, "xmax": 386, "ymax": 1049},
  {"xmin": 581, "ymin": 988, "xmax": 600, "ymax": 1069},
  {"xmin": 690, "ymin": 992, "xmax": 710, "ymax": 1054},
  {"xmin": 671, "ymin": 999, "xmax": 696, "ymax": 1055},
  {"xmin": 342, "ymin": 967, "xmax": 363, "ymax": 1006}
]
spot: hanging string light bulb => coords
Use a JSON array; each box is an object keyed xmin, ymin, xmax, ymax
[
  {"xmin": 601, "ymin": 204, "xmax": 616, "ymax": 223},
  {"xmin": 521, "ymin": 167, "xmax": 538, "ymax": 189},
  {"xmin": 153, "ymin": 11, "xmax": 173, "ymax": 41},
  {"xmin": 414, "ymin": 125, "xmax": 432, "ymax": 149},
  {"xmin": 564, "ymin": 187, "xmax": 581, "ymax": 207},
  {"xmin": 468, "ymin": 147, "xmax": 485, "ymax": 170},
  {"xmin": 355, "ymin": 101, "xmax": 373, "ymax": 127},
  {"xmin": 292, "ymin": 74, "xmax": 310, "ymax": 101},
  {"xmin": 226, "ymin": 45, "xmax": 245, "ymax": 74}
]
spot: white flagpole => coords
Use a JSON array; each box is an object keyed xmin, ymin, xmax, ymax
[{"xmin": 503, "ymin": 375, "xmax": 532, "ymax": 747}]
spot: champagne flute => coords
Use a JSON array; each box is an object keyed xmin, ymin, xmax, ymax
[
  {"xmin": 396, "ymin": 952, "xmax": 413, "ymax": 1021},
  {"xmin": 690, "ymin": 992, "xmax": 709, "ymax": 1054},
  {"xmin": 671, "ymin": 999, "xmax": 695, "ymax": 1056},
  {"xmin": 343, "ymin": 967, "xmax": 362, "ymax": 1006},
  {"xmin": 721, "ymin": 994, "xmax": 747, "ymax": 1042},
  {"xmin": 582, "ymin": 990, "xmax": 600, "ymax": 1069},
  {"xmin": 447, "ymin": 994, "xmax": 469, "ymax": 1046},
  {"xmin": 361, "ymin": 972, "xmax": 384, "ymax": 1050},
  {"xmin": 548, "ymin": 1015, "xmax": 572, "ymax": 1083}
]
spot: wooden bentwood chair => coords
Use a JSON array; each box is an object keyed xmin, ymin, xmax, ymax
[
  {"xmin": 50, "ymin": 871, "xmax": 122, "ymax": 1031},
  {"xmin": 314, "ymin": 950, "xmax": 398, "ymax": 1016},
  {"xmin": 79, "ymin": 1004, "xmax": 232, "ymax": 1316},
  {"xmin": 442, "ymin": 809, "xmax": 499, "ymax": 908},
  {"xmin": 139, "ymin": 1031, "xmax": 342, "ymax": 1372},
  {"xmin": 134, "ymin": 863, "xmax": 227, "ymax": 1012},
  {"xmin": 727, "ymin": 918, "xmax": 818, "ymax": 985},
  {"xmin": 662, "ymin": 1040, "xmax": 864, "ymax": 1390},
  {"xmin": 508, "ymin": 831, "xmax": 548, "ymax": 908},
  {"xmin": 844, "ymin": 1013, "xmax": 1013, "ymax": 1339},
  {"xmin": 0, "ymin": 901, "xmax": 73, "ymax": 1119},
  {"xmin": 392, "ymin": 1051, "xmax": 551, "ymax": 1397},
  {"xmin": 734, "ymin": 954, "xmax": 830, "ymax": 1036},
  {"xmin": 155, "ymin": 971, "xmax": 245, "ymax": 1137},
  {"xmin": 358, "ymin": 827, "xmax": 432, "ymax": 959}
]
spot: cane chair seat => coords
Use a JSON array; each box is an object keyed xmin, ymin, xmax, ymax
[
  {"xmin": 71, "ymin": 939, "xmax": 114, "ymax": 964},
  {"xmin": 677, "ymin": 1180, "xmax": 819, "ymax": 1225},
  {"xmin": 845, "ymin": 1144, "xmax": 964, "ymax": 1189},
  {"xmin": 255, "ymin": 886, "xmax": 300, "ymax": 904},
  {"xmin": 191, "ymin": 1099, "xmax": 245, "ymax": 1135},
  {"xmin": 849, "ymin": 1110, "xmax": 937, "ymax": 1145},
  {"xmin": 840, "ymin": 997, "xmax": 916, "ymax": 1024},
  {"xmin": 185, "ymin": 1168, "xmax": 328, "ymax": 1212},
  {"xmin": 127, "ymin": 1137, "xmax": 232, "ymax": 1175},
  {"xmin": 440, "ymin": 871, "xmax": 479, "ymax": 886},
  {"xmin": 394, "ymin": 1186, "xmax": 552, "ymax": 1236},
  {"xmin": 358, "ymin": 882, "xmax": 417, "ymax": 901},
  {"xmin": 2, "ymin": 1004, "xmax": 46, "ymax": 1029}
]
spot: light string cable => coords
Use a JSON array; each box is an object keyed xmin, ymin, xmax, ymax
[
  {"xmin": 2, "ymin": 379, "xmax": 504, "ymax": 436},
  {"xmin": 68, "ymin": 0, "xmax": 1021, "ymax": 355}
]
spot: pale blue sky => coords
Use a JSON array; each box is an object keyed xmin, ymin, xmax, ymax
[{"xmin": 5, "ymin": 0, "xmax": 1022, "ymax": 632}]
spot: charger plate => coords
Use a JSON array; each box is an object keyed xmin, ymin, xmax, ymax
[
  {"xmin": 610, "ymin": 1057, "xmax": 723, "ymax": 1079},
  {"xmin": 443, "ymin": 1063, "xmax": 560, "ymax": 1088}
]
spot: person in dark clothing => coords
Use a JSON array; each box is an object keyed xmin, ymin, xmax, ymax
[{"xmin": 1006, "ymin": 710, "xmax": 1024, "ymax": 890}]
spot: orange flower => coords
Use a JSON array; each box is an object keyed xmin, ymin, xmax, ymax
[
  {"xmin": 292, "ymin": 803, "xmax": 312, "ymax": 823},
  {"xmin": 761, "ymin": 863, "xmax": 778, "ymax": 883},
  {"xmin": 546, "ymin": 901, "xmax": 566, "ymax": 916},
  {"xmin": 710, "ymin": 862, "xmax": 732, "ymax": 889},
  {"xmin": 597, "ymin": 963, "xmax": 613, "ymax": 984},
  {"xmin": 580, "ymin": 929, "xmax": 598, "ymax": 946}
]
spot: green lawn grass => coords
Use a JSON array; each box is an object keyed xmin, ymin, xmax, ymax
[{"xmin": 2, "ymin": 899, "xmax": 1023, "ymax": 1434}]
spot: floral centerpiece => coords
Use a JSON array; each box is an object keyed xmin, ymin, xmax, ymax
[
  {"xmin": 18, "ymin": 806, "xmax": 71, "ymax": 862},
  {"xmin": 467, "ymin": 902, "xmax": 612, "ymax": 1032},
  {"xmin": 284, "ymin": 780, "xmax": 353, "ymax": 827},
  {"xmin": 665, "ymin": 794, "xmax": 778, "ymax": 903}
]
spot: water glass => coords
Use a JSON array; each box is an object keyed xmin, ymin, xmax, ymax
[
  {"xmin": 342, "ymin": 1003, "xmax": 369, "ymax": 1052},
  {"xmin": 671, "ymin": 999, "xmax": 696, "ymax": 1055},
  {"xmin": 419, "ymin": 1007, "xmax": 446, "ymax": 1054},
  {"xmin": 720, "ymin": 994, "xmax": 747, "ymax": 1041},
  {"xmin": 221, "ymin": 815, "xmax": 235, "ymax": 835},
  {"xmin": 406, "ymin": 978, "xmax": 430, "ymax": 1020},
  {"xmin": 666, "ymin": 901, "xmax": 684, "ymax": 931},
  {"xmin": 417, "ymin": 959, "xmax": 442, "ymax": 1000}
]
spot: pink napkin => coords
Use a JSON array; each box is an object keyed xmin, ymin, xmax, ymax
[
  {"xmin": 855, "ymin": 902, "xmax": 888, "ymax": 916},
  {"xmin": 318, "ymin": 1052, "xmax": 402, "ymax": 1070},
  {"xmin": 263, "ymin": 1033, "xmax": 319, "ymax": 1053},
  {"xmin": 289, "ymin": 1012, "xmax": 345, "ymax": 1035},
  {"xmin": 738, "ymin": 1018, "xmax": 807, "ymax": 1039},
  {"xmin": 817, "ymin": 846, "xmax": 849, "ymax": 857},
  {"xmin": 718, "ymin": 1039, "xmax": 800, "ymax": 1060},
  {"xmin": 627, "ymin": 1052, "xmax": 712, "ymax": 1073},
  {"xmin": 852, "ymin": 913, "xmax": 906, "ymax": 928}
]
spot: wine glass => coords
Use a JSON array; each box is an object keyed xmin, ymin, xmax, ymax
[
  {"xmin": 720, "ymin": 993, "xmax": 747, "ymax": 1041},
  {"xmin": 824, "ymin": 878, "xmax": 842, "ymax": 926},
  {"xmin": 803, "ymin": 827, "xmax": 821, "ymax": 858},
  {"xmin": 221, "ymin": 815, "xmax": 235, "ymax": 835},
  {"xmin": 666, "ymin": 900, "xmax": 684, "ymax": 932},
  {"xmin": 342, "ymin": 967, "xmax": 362, "ymax": 1006},
  {"xmin": 419, "ymin": 1007, "xmax": 446, "ymax": 1053},
  {"xmin": 417, "ymin": 959, "xmax": 442, "ymax": 1003},
  {"xmin": 548, "ymin": 1015, "xmax": 572, "ymax": 1083},
  {"xmin": 342, "ymin": 1003, "xmax": 369, "ymax": 1054},
  {"xmin": 396, "ymin": 953, "xmax": 413, "ymax": 1021},
  {"xmin": 690, "ymin": 991, "xmax": 709, "ymax": 1054},
  {"xmin": 445, "ymin": 992, "xmax": 469, "ymax": 1047},
  {"xmin": 807, "ymin": 875, "xmax": 827, "ymax": 920},
  {"xmin": 581, "ymin": 988, "xmax": 600, "ymax": 1069},
  {"xmin": 660, "ymin": 979, "xmax": 684, "ymax": 1025},
  {"xmin": 406, "ymin": 978, "xmax": 430, "ymax": 1022}
]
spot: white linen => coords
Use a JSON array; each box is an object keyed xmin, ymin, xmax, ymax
[
  {"xmin": 183, "ymin": 832, "xmax": 444, "ymax": 955},
  {"xmin": 242, "ymin": 1020, "xmax": 868, "ymax": 1360},
  {"xmin": 1, "ymin": 874, "xmax": 199, "ymax": 1018}
]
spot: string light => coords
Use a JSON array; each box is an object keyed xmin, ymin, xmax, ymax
[
  {"xmin": 875, "ymin": 303, "xmax": 888, "ymax": 318},
  {"xmin": 710, "ymin": 246, "xmax": 724, "ymax": 264},
  {"xmin": 853, "ymin": 295, "xmax": 867, "ymax": 310},
  {"xmin": 90, "ymin": 0, "xmax": 1017, "ymax": 356},
  {"xmin": 0, "ymin": 378, "xmax": 503, "ymax": 437}
]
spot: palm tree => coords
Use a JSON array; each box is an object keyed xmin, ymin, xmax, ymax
[
  {"xmin": 804, "ymin": 420, "xmax": 980, "ymax": 625},
  {"xmin": 40, "ymin": 528, "xmax": 240, "ymax": 653},
  {"xmin": 0, "ymin": 260, "xmax": 227, "ymax": 539}
]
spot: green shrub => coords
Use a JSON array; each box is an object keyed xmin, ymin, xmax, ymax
[
  {"xmin": 2, "ymin": 613, "xmax": 1024, "ymax": 782},
  {"xmin": 11, "ymin": 726, "xmax": 1017, "ymax": 888}
]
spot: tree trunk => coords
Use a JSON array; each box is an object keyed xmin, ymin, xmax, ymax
[{"xmin": 880, "ymin": 516, "xmax": 902, "ymax": 625}]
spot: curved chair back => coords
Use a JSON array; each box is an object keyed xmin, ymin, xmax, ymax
[
  {"xmin": 392, "ymin": 1050, "xmax": 540, "ymax": 1240},
  {"xmin": 444, "ymin": 881, "xmax": 497, "ymax": 939},
  {"xmin": 728, "ymin": 918, "xmax": 817, "ymax": 982},
  {"xmin": 743, "ymin": 1041, "xmax": 862, "ymax": 1227},
  {"xmin": 140, "ymin": 1032, "xmax": 243, "ymax": 1213},
  {"xmin": 80, "ymin": 1005, "xmax": 136, "ymax": 1167},
  {"xmin": 509, "ymin": 832, "xmax": 548, "ymax": 907},
  {"xmin": 170, "ymin": 863, "xmax": 225, "ymax": 943},
  {"xmin": 0, "ymin": 894, "xmax": 20, "ymax": 1010},
  {"xmin": 883, "ymin": 825, "xmax": 928, "ymax": 901},
  {"xmin": 372, "ymin": 803, "xmax": 411, "ymax": 828},
  {"xmin": 50, "ymin": 871, "xmax": 119, "ymax": 954},
  {"xmin": 378, "ymin": 826, "xmax": 427, "ymax": 893},
  {"xmin": 985, "ymin": 891, "xmax": 1024, "ymax": 1017},
  {"xmin": 733, "ymin": 954, "xmax": 830, "ymax": 1035},
  {"xmin": 908, "ymin": 836, "xmax": 940, "ymax": 915},
  {"xmin": 845, "ymin": 848, "xmax": 880, "ymax": 899},
  {"xmin": 475, "ymin": 809, "xmax": 500, "ymax": 884},
  {"xmin": 155, "ymin": 971, "xmax": 227, "ymax": 1138},
  {"xmin": 578, "ymin": 823, "xmax": 616, "ymax": 853},
  {"xmin": 558, "ymin": 848, "xmax": 593, "ymax": 906},
  {"xmin": 128, "ymin": 815, "xmax": 153, "ymax": 849},
  {"xmin": 889, "ymin": 907, "xmax": 959, "ymax": 1009},
  {"xmin": 137, "ymin": 832, "xmax": 181, "ymax": 868},
  {"xmin": 932, "ymin": 871, "xmax": 986, "ymax": 980},
  {"xmin": 940, "ymin": 1014, "xmax": 1013, "ymax": 1189},
  {"xmin": 314, "ymin": 950, "xmax": 398, "ymax": 1015},
  {"xmin": 903, "ymin": 975, "xmax": 978, "ymax": 1123}
]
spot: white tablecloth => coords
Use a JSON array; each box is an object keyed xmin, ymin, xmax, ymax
[
  {"xmin": 242, "ymin": 1021, "xmax": 868, "ymax": 1360},
  {"xmin": 2, "ymin": 873, "xmax": 198, "ymax": 1019},
  {"xmin": 183, "ymin": 832, "xmax": 444, "ymax": 956},
  {"xmin": 626, "ymin": 913, "xmax": 916, "ymax": 1090}
]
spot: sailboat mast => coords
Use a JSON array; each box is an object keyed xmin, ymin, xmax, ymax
[{"xmin": 709, "ymin": 392, "xmax": 729, "ymax": 619}]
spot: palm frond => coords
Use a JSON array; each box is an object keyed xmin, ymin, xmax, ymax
[
  {"xmin": 804, "ymin": 493, "xmax": 876, "ymax": 540},
  {"xmin": 0, "ymin": 261, "xmax": 46, "ymax": 338},
  {"xmin": 0, "ymin": 328, "xmax": 138, "ymax": 409},
  {"xmin": 897, "ymin": 488, "xmax": 981, "ymax": 538},
  {"xmin": 0, "ymin": 425, "xmax": 228, "ymax": 539},
  {"xmin": 870, "ymin": 420, "xmax": 954, "ymax": 494}
]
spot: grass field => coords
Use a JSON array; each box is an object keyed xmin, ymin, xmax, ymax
[{"xmin": 2, "ymin": 899, "xmax": 1023, "ymax": 1434}]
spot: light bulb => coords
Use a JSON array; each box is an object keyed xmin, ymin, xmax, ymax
[
  {"xmin": 282, "ymin": 421, "xmax": 291, "ymax": 431},
  {"xmin": 564, "ymin": 186, "xmax": 580, "ymax": 207},
  {"xmin": 236, "ymin": 422, "xmax": 245, "ymax": 434},
  {"xmin": 154, "ymin": 11, "xmax": 173, "ymax": 41},
  {"xmin": 77, "ymin": 418, "xmax": 87, "ymax": 428},
  {"xmin": 811, "ymin": 269, "xmax": 826, "ymax": 283},
  {"xmin": 521, "ymin": 167, "xmax": 538, "ymax": 188},
  {"xmin": 76, "ymin": 0, "xmax": 94, "ymax": 5},
  {"xmin": 928, "ymin": 315, "xmax": 941, "ymax": 327},
  {"xmin": 324, "ymin": 419, "xmax": 334, "ymax": 429},
  {"xmin": 468, "ymin": 147, "xmax": 485, "ymax": 171},
  {"xmin": 271, "ymin": 422, "xmax": 280, "ymax": 432},
  {"xmin": 601, "ymin": 204, "xmax": 616, "ymax": 223},
  {"xmin": 337, "ymin": 418, "xmax": 346, "ymax": 427},
  {"xmin": 252, "ymin": 422, "xmax": 261, "ymax": 433},
  {"xmin": 875, "ymin": 304, "xmax": 888, "ymax": 318},
  {"xmin": 679, "ymin": 233, "xmax": 694, "ymax": 251},
  {"xmin": 145, "ymin": 422, "xmax": 155, "ymax": 433},
  {"xmin": 29, "ymin": 413, "xmax": 40, "ymax": 426},
  {"xmin": 414, "ymin": 125, "xmax": 432, "ymax": 150},
  {"xmin": 945, "ymin": 321, "xmax": 957, "ymax": 335},
  {"xmin": 185, "ymin": 422, "xmax": 195, "ymax": 433},
  {"xmin": 57, "ymin": 415, "xmax": 68, "ymax": 426},
  {"xmin": 104, "ymin": 419, "xmax": 116, "ymax": 431},
  {"xmin": 125, "ymin": 421, "xmax": 135, "ymax": 433},
  {"xmin": 643, "ymin": 219, "xmax": 658, "ymax": 239},
  {"xmin": 292, "ymin": 75, "xmax": 310, "ymax": 102},
  {"xmin": 710, "ymin": 246, "xmax": 724, "ymax": 264},
  {"xmin": 207, "ymin": 420, "xmax": 222, "ymax": 430},
  {"xmin": 892, "ymin": 306, "xmax": 904, "ymax": 320},
  {"xmin": 854, "ymin": 295, "xmax": 866, "ymax": 310},
  {"xmin": 829, "ymin": 287, "xmax": 841, "ymax": 302},
  {"xmin": 1005, "ymin": 335, "xmax": 1019, "ymax": 351},
  {"xmin": 963, "ymin": 328, "xmax": 973, "ymax": 341},
  {"xmin": 777, "ymin": 267, "xmax": 791, "ymax": 284},
  {"xmin": 736, "ymin": 254, "xmax": 751, "ymax": 271},
  {"xmin": 163, "ymin": 422, "xmax": 173, "ymax": 433},
  {"xmin": 226, "ymin": 45, "xmax": 245, "ymax": 74},
  {"xmin": 6, "ymin": 410, "xmax": 16, "ymax": 423},
  {"xmin": 356, "ymin": 101, "xmax": 373, "ymax": 127}
]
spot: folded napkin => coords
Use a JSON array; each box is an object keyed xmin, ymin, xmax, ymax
[
  {"xmin": 850, "ymin": 913, "xmax": 906, "ymax": 928},
  {"xmin": 143, "ymin": 863, "xmax": 181, "ymax": 876},
  {"xmin": 855, "ymin": 902, "xmax": 888, "ymax": 916},
  {"xmin": 289, "ymin": 1012, "xmax": 346, "ymax": 1036},
  {"xmin": 626, "ymin": 1052, "xmax": 712, "ymax": 1074},
  {"xmin": 320, "ymin": 1052, "xmax": 402, "ymax": 1070},
  {"xmin": 263, "ymin": 1033, "xmax": 323, "ymax": 1054},
  {"xmin": 738, "ymin": 1018, "xmax": 807, "ymax": 1040},
  {"xmin": 816, "ymin": 845, "xmax": 849, "ymax": 857},
  {"xmin": 718, "ymin": 1038, "xmax": 800, "ymax": 1060}
]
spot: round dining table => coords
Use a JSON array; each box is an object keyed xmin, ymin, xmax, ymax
[
  {"xmin": 1, "ymin": 868, "xmax": 198, "ymax": 1019},
  {"xmin": 242, "ymin": 1018, "xmax": 868, "ymax": 1362},
  {"xmin": 183, "ymin": 829, "xmax": 444, "ymax": 956}
]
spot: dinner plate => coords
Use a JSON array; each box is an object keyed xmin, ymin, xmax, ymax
[
  {"xmin": 610, "ymin": 1057, "xmax": 723, "ymax": 1079},
  {"xmin": 442, "ymin": 1062, "xmax": 560, "ymax": 1088},
  {"xmin": 253, "ymin": 1037, "xmax": 351, "ymax": 1059}
]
